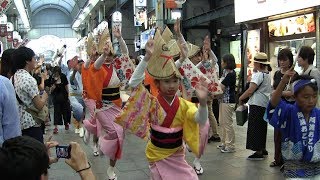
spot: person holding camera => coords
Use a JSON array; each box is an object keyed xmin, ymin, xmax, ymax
[
  {"xmin": 0, "ymin": 136, "xmax": 95, "ymax": 180},
  {"xmin": 11, "ymin": 47, "xmax": 48, "ymax": 143}
]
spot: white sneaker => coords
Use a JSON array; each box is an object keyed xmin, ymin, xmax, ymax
[
  {"xmin": 220, "ymin": 147, "xmax": 236, "ymax": 153},
  {"xmin": 79, "ymin": 127, "xmax": 84, "ymax": 138},
  {"xmin": 75, "ymin": 128, "xmax": 80, "ymax": 134},
  {"xmin": 83, "ymin": 129, "xmax": 90, "ymax": 144},
  {"xmin": 93, "ymin": 144, "xmax": 99, "ymax": 156}
]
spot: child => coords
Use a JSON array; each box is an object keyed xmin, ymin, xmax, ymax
[
  {"xmin": 116, "ymin": 30, "xmax": 208, "ymax": 180},
  {"xmin": 266, "ymin": 73, "xmax": 320, "ymax": 179}
]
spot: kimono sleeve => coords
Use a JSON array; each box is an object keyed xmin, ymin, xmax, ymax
[
  {"xmin": 266, "ymin": 100, "xmax": 291, "ymax": 129},
  {"xmin": 181, "ymin": 100, "xmax": 200, "ymax": 157},
  {"xmin": 115, "ymin": 84, "xmax": 165, "ymax": 140}
]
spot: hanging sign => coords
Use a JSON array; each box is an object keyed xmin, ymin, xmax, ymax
[
  {"xmin": 6, "ymin": 30, "xmax": 13, "ymax": 42},
  {"xmin": 0, "ymin": 0, "xmax": 13, "ymax": 15},
  {"xmin": 0, "ymin": 23, "xmax": 6, "ymax": 37},
  {"xmin": 6, "ymin": 22, "xmax": 13, "ymax": 31}
]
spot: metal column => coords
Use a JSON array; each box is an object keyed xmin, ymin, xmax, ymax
[{"xmin": 156, "ymin": 0, "xmax": 164, "ymax": 28}]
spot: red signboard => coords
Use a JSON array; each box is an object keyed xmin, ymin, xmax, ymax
[
  {"xmin": 0, "ymin": 23, "xmax": 6, "ymax": 37},
  {"xmin": 6, "ymin": 31, "xmax": 12, "ymax": 42},
  {"xmin": 165, "ymin": 0, "xmax": 177, "ymax": 9}
]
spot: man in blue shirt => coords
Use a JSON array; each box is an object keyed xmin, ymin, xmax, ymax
[{"xmin": 0, "ymin": 75, "xmax": 21, "ymax": 146}]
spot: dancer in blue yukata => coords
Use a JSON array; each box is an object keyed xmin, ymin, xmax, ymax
[{"xmin": 266, "ymin": 72, "xmax": 320, "ymax": 179}]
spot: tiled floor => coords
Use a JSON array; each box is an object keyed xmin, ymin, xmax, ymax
[{"xmin": 47, "ymin": 118, "xmax": 284, "ymax": 180}]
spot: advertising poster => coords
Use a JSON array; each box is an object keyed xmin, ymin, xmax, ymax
[
  {"xmin": 268, "ymin": 13, "xmax": 315, "ymax": 37},
  {"xmin": 246, "ymin": 29, "xmax": 260, "ymax": 80},
  {"xmin": 133, "ymin": 0, "xmax": 147, "ymax": 27}
]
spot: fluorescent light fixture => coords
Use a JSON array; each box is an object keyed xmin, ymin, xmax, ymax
[
  {"xmin": 171, "ymin": 10, "xmax": 181, "ymax": 20},
  {"xmin": 14, "ymin": 0, "xmax": 30, "ymax": 29},
  {"xmin": 72, "ymin": 0, "xmax": 100, "ymax": 29},
  {"xmin": 72, "ymin": 19, "xmax": 81, "ymax": 28},
  {"xmin": 231, "ymin": 34, "xmax": 236, "ymax": 37},
  {"xmin": 79, "ymin": 14, "xmax": 85, "ymax": 20}
]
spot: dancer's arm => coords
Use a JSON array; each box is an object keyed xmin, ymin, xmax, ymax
[
  {"xmin": 114, "ymin": 27, "xmax": 129, "ymax": 56},
  {"xmin": 194, "ymin": 77, "xmax": 208, "ymax": 125},
  {"xmin": 174, "ymin": 18, "xmax": 188, "ymax": 68},
  {"xmin": 93, "ymin": 53, "xmax": 106, "ymax": 70}
]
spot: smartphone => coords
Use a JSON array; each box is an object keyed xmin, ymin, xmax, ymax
[
  {"xmin": 41, "ymin": 64, "xmax": 46, "ymax": 73},
  {"xmin": 56, "ymin": 145, "xmax": 71, "ymax": 159}
]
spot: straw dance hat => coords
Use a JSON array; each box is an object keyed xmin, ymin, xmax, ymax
[
  {"xmin": 147, "ymin": 30, "xmax": 182, "ymax": 80},
  {"xmin": 97, "ymin": 27, "xmax": 114, "ymax": 55},
  {"xmin": 161, "ymin": 27, "xmax": 180, "ymax": 58},
  {"xmin": 187, "ymin": 42, "xmax": 200, "ymax": 58},
  {"xmin": 86, "ymin": 33, "xmax": 97, "ymax": 56}
]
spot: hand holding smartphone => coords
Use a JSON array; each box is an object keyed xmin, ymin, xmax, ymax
[{"xmin": 56, "ymin": 145, "xmax": 71, "ymax": 159}]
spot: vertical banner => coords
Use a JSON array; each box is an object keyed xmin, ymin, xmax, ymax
[
  {"xmin": 6, "ymin": 30, "xmax": 12, "ymax": 42},
  {"xmin": 133, "ymin": 0, "xmax": 147, "ymax": 27},
  {"xmin": 0, "ymin": 23, "xmax": 6, "ymax": 37}
]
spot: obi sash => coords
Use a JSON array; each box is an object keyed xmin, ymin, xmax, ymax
[
  {"xmin": 102, "ymin": 87, "xmax": 120, "ymax": 101},
  {"xmin": 150, "ymin": 128, "xmax": 183, "ymax": 149}
]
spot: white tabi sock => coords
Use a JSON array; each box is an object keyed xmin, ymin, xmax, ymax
[
  {"xmin": 107, "ymin": 166, "xmax": 116, "ymax": 179},
  {"xmin": 193, "ymin": 158, "xmax": 201, "ymax": 169}
]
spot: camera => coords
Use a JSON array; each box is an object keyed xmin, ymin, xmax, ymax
[
  {"xmin": 56, "ymin": 145, "xmax": 71, "ymax": 159},
  {"xmin": 41, "ymin": 64, "xmax": 46, "ymax": 73}
]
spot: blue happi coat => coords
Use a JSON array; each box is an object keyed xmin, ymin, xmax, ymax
[{"xmin": 266, "ymin": 100, "xmax": 320, "ymax": 178}]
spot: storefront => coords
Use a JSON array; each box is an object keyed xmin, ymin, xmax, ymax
[{"xmin": 235, "ymin": 0, "xmax": 320, "ymax": 82}]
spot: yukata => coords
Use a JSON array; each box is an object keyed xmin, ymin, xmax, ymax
[
  {"xmin": 266, "ymin": 100, "xmax": 320, "ymax": 179},
  {"xmin": 82, "ymin": 63, "xmax": 103, "ymax": 137},
  {"xmin": 116, "ymin": 60, "xmax": 208, "ymax": 180},
  {"xmin": 195, "ymin": 50, "xmax": 221, "ymax": 141},
  {"xmin": 83, "ymin": 55, "xmax": 134, "ymax": 160}
]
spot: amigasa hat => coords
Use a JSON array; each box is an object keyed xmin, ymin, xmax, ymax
[
  {"xmin": 161, "ymin": 26, "xmax": 180, "ymax": 58},
  {"xmin": 86, "ymin": 33, "xmax": 97, "ymax": 56},
  {"xmin": 147, "ymin": 30, "xmax": 182, "ymax": 80},
  {"xmin": 187, "ymin": 42, "xmax": 201, "ymax": 58},
  {"xmin": 252, "ymin": 52, "xmax": 270, "ymax": 64},
  {"xmin": 97, "ymin": 27, "xmax": 115, "ymax": 55}
]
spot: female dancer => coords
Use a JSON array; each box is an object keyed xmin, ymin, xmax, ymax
[
  {"xmin": 83, "ymin": 27, "xmax": 134, "ymax": 180},
  {"xmin": 116, "ymin": 29, "xmax": 208, "ymax": 180}
]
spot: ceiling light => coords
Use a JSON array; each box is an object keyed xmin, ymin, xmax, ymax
[{"xmin": 72, "ymin": 0, "xmax": 100, "ymax": 29}]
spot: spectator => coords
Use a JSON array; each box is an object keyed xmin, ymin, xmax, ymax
[
  {"xmin": 50, "ymin": 66, "xmax": 71, "ymax": 134},
  {"xmin": 239, "ymin": 52, "xmax": 272, "ymax": 160},
  {"xmin": 0, "ymin": 136, "xmax": 95, "ymax": 180},
  {"xmin": 0, "ymin": 48, "xmax": 15, "ymax": 78},
  {"xmin": 270, "ymin": 48, "xmax": 297, "ymax": 167},
  {"xmin": 69, "ymin": 60, "xmax": 86, "ymax": 137},
  {"xmin": 297, "ymin": 46, "xmax": 320, "ymax": 107},
  {"xmin": 11, "ymin": 47, "xmax": 48, "ymax": 143},
  {"xmin": 0, "ymin": 75, "xmax": 21, "ymax": 146},
  {"xmin": 217, "ymin": 54, "xmax": 237, "ymax": 153}
]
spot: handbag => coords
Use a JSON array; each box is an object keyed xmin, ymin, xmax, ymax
[
  {"xmin": 12, "ymin": 75, "xmax": 48, "ymax": 124},
  {"xmin": 235, "ymin": 105, "xmax": 248, "ymax": 126}
]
